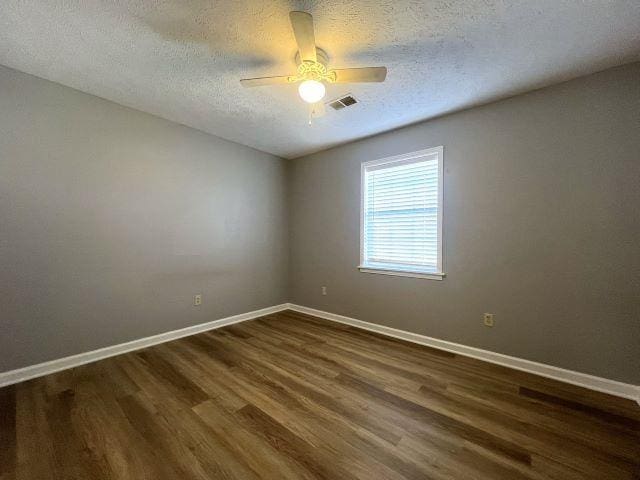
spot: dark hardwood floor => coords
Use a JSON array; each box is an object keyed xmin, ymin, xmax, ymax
[{"xmin": 1, "ymin": 309, "xmax": 639, "ymax": 479}]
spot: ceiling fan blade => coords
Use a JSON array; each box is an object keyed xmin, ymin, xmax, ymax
[
  {"xmin": 331, "ymin": 67, "xmax": 387, "ymax": 83},
  {"xmin": 240, "ymin": 75, "xmax": 293, "ymax": 88},
  {"xmin": 289, "ymin": 11, "xmax": 317, "ymax": 63}
]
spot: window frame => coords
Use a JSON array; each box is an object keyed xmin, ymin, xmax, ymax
[{"xmin": 359, "ymin": 146, "xmax": 445, "ymax": 281}]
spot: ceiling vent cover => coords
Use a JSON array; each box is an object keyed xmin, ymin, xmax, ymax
[{"xmin": 329, "ymin": 95, "xmax": 358, "ymax": 110}]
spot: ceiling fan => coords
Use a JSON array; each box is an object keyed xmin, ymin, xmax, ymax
[{"xmin": 240, "ymin": 11, "xmax": 387, "ymax": 120}]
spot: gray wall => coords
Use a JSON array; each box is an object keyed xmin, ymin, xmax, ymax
[
  {"xmin": 289, "ymin": 62, "xmax": 640, "ymax": 384},
  {"xmin": 2, "ymin": 61, "xmax": 639, "ymax": 384},
  {"xmin": 0, "ymin": 65, "xmax": 288, "ymax": 372}
]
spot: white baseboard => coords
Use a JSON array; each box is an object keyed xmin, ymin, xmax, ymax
[
  {"xmin": 3, "ymin": 302, "xmax": 638, "ymax": 406},
  {"xmin": 287, "ymin": 304, "xmax": 640, "ymax": 405},
  {"xmin": 0, "ymin": 303, "xmax": 289, "ymax": 388}
]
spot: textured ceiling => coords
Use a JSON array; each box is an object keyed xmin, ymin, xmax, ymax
[{"xmin": 1, "ymin": 1, "xmax": 639, "ymax": 158}]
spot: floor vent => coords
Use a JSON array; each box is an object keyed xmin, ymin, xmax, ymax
[{"xmin": 329, "ymin": 95, "xmax": 358, "ymax": 110}]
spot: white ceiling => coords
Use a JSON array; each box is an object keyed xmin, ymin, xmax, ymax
[{"xmin": 1, "ymin": 1, "xmax": 639, "ymax": 159}]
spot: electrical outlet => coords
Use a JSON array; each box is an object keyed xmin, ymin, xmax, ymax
[
  {"xmin": 321, "ymin": 286, "xmax": 327, "ymax": 296},
  {"xmin": 194, "ymin": 294, "xmax": 202, "ymax": 306},
  {"xmin": 483, "ymin": 313, "xmax": 494, "ymax": 327}
]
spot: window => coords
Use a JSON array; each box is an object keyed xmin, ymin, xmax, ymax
[{"xmin": 359, "ymin": 147, "xmax": 444, "ymax": 280}]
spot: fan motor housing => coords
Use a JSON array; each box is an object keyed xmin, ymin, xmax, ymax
[{"xmin": 295, "ymin": 48, "xmax": 329, "ymax": 67}]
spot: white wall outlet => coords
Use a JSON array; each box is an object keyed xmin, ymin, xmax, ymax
[
  {"xmin": 321, "ymin": 286, "xmax": 327, "ymax": 296},
  {"xmin": 483, "ymin": 313, "xmax": 494, "ymax": 327},
  {"xmin": 194, "ymin": 294, "xmax": 202, "ymax": 306}
]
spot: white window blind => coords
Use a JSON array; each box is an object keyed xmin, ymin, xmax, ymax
[{"xmin": 360, "ymin": 147, "xmax": 443, "ymax": 280}]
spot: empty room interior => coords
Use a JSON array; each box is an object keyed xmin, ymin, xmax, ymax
[{"xmin": 1, "ymin": 1, "xmax": 640, "ymax": 479}]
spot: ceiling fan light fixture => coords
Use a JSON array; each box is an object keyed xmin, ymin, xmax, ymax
[
  {"xmin": 240, "ymin": 11, "xmax": 387, "ymax": 120},
  {"xmin": 298, "ymin": 79, "xmax": 326, "ymax": 103}
]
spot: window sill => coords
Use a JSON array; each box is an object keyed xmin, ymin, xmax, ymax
[{"xmin": 358, "ymin": 266, "xmax": 445, "ymax": 281}]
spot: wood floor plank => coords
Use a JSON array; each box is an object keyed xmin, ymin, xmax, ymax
[
  {"xmin": 233, "ymin": 403, "xmax": 346, "ymax": 480},
  {"xmin": 193, "ymin": 399, "xmax": 322, "ymax": 480},
  {"xmin": 172, "ymin": 344, "xmax": 409, "ymax": 480},
  {"xmin": 404, "ymin": 382, "xmax": 638, "ymax": 478},
  {"xmin": 2, "ymin": 310, "xmax": 638, "ymax": 479},
  {"xmin": 448, "ymin": 382, "xmax": 640, "ymax": 460},
  {"xmin": 0, "ymin": 386, "xmax": 16, "ymax": 480},
  {"xmin": 519, "ymin": 386, "xmax": 640, "ymax": 429},
  {"xmin": 336, "ymin": 372, "xmax": 532, "ymax": 465},
  {"xmin": 43, "ymin": 388, "xmax": 109, "ymax": 480}
]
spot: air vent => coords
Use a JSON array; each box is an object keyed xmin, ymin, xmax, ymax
[{"xmin": 328, "ymin": 95, "xmax": 358, "ymax": 110}]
